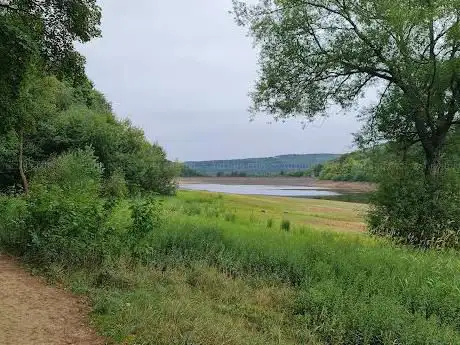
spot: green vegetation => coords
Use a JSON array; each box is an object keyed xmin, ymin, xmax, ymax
[
  {"xmin": 180, "ymin": 163, "xmax": 204, "ymax": 177},
  {"xmin": 1, "ymin": 1, "xmax": 460, "ymax": 344},
  {"xmin": 287, "ymin": 150, "xmax": 377, "ymax": 182},
  {"xmin": 185, "ymin": 153, "xmax": 339, "ymax": 176},
  {"xmin": 235, "ymin": 0, "xmax": 460, "ymax": 247},
  {"xmin": 2, "ymin": 189, "xmax": 460, "ymax": 344},
  {"xmin": 0, "ymin": 76, "xmax": 177, "ymax": 195},
  {"xmin": 312, "ymin": 151, "xmax": 376, "ymax": 182}
]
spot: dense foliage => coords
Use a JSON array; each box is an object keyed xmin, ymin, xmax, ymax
[
  {"xmin": 368, "ymin": 131, "xmax": 460, "ymax": 247},
  {"xmin": 0, "ymin": 149, "xmax": 165, "ymax": 269},
  {"xmin": 298, "ymin": 151, "xmax": 377, "ymax": 182},
  {"xmin": 0, "ymin": 0, "xmax": 101, "ymax": 134},
  {"xmin": 0, "ymin": 76, "xmax": 177, "ymax": 195}
]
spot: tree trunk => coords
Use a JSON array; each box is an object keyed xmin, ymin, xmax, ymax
[
  {"xmin": 18, "ymin": 129, "xmax": 29, "ymax": 193},
  {"xmin": 424, "ymin": 147, "xmax": 442, "ymax": 182}
]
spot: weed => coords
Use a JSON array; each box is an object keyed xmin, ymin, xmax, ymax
[
  {"xmin": 224, "ymin": 212, "xmax": 236, "ymax": 223},
  {"xmin": 266, "ymin": 218, "xmax": 273, "ymax": 229},
  {"xmin": 281, "ymin": 219, "xmax": 291, "ymax": 232}
]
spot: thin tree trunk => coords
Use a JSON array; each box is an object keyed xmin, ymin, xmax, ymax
[{"xmin": 18, "ymin": 129, "xmax": 28, "ymax": 193}]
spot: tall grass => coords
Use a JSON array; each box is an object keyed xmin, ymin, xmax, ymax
[
  {"xmin": 1, "ymin": 187, "xmax": 460, "ymax": 344},
  {"xmin": 139, "ymin": 193, "xmax": 460, "ymax": 344}
]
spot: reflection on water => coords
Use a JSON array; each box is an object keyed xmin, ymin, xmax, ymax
[{"xmin": 180, "ymin": 184, "xmax": 341, "ymax": 197}]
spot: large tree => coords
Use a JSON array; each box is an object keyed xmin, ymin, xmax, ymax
[{"xmin": 233, "ymin": 0, "xmax": 460, "ymax": 181}]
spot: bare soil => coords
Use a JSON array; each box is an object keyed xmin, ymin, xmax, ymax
[
  {"xmin": 0, "ymin": 254, "xmax": 105, "ymax": 345},
  {"xmin": 179, "ymin": 176, "xmax": 375, "ymax": 193}
]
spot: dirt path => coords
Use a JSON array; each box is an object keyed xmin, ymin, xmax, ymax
[{"xmin": 0, "ymin": 254, "xmax": 105, "ymax": 345}]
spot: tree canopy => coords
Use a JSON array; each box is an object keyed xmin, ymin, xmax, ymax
[
  {"xmin": 0, "ymin": 0, "xmax": 101, "ymax": 133},
  {"xmin": 234, "ymin": 0, "xmax": 460, "ymax": 178}
]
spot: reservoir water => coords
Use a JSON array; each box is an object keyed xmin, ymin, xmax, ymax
[{"xmin": 180, "ymin": 183, "xmax": 341, "ymax": 197}]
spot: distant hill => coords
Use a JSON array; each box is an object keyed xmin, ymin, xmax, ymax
[{"xmin": 185, "ymin": 154, "xmax": 340, "ymax": 176}]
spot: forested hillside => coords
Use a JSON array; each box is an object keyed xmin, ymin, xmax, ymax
[{"xmin": 186, "ymin": 153, "xmax": 339, "ymax": 176}]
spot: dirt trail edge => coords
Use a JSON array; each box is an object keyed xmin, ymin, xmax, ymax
[{"xmin": 0, "ymin": 254, "xmax": 105, "ymax": 345}]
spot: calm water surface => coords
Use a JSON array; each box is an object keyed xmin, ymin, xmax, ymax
[{"xmin": 180, "ymin": 184, "xmax": 341, "ymax": 197}]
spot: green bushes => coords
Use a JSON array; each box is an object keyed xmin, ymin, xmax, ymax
[
  {"xmin": 0, "ymin": 149, "xmax": 164, "ymax": 267},
  {"xmin": 128, "ymin": 197, "xmax": 164, "ymax": 261},
  {"xmin": 369, "ymin": 162, "xmax": 460, "ymax": 248},
  {"xmin": 0, "ymin": 196, "xmax": 28, "ymax": 253},
  {"xmin": 0, "ymin": 77, "xmax": 178, "ymax": 195},
  {"xmin": 103, "ymin": 169, "xmax": 128, "ymax": 199},
  {"xmin": 19, "ymin": 149, "xmax": 112, "ymax": 266},
  {"xmin": 314, "ymin": 150, "xmax": 377, "ymax": 182}
]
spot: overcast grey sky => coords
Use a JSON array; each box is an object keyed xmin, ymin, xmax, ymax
[{"xmin": 78, "ymin": 0, "xmax": 362, "ymax": 161}]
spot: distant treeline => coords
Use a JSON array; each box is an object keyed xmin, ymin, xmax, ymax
[{"xmin": 184, "ymin": 154, "xmax": 339, "ymax": 176}]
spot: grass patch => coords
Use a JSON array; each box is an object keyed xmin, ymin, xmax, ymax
[
  {"xmin": 2, "ymin": 190, "xmax": 460, "ymax": 344},
  {"xmin": 64, "ymin": 263, "xmax": 319, "ymax": 345}
]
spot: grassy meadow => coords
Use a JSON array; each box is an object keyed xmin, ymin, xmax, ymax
[{"xmin": 34, "ymin": 190, "xmax": 459, "ymax": 345}]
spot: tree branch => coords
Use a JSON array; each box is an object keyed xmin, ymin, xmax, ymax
[
  {"xmin": 426, "ymin": 8, "xmax": 438, "ymax": 134},
  {"xmin": 342, "ymin": 62, "xmax": 394, "ymax": 82}
]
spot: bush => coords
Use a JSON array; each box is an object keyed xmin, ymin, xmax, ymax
[
  {"xmin": 32, "ymin": 147, "xmax": 102, "ymax": 193},
  {"xmin": 23, "ymin": 149, "xmax": 117, "ymax": 266},
  {"xmin": 0, "ymin": 149, "xmax": 127, "ymax": 267},
  {"xmin": 104, "ymin": 168, "xmax": 128, "ymax": 199},
  {"xmin": 0, "ymin": 196, "xmax": 28, "ymax": 253},
  {"xmin": 129, "ymin": 197, "xmax": 164, "ymax": 261},
  {"xmin": 369, "ymin": 162, "xmax": 460, "ymax": 248}
]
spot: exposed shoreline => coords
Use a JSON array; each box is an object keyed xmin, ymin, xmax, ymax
[{"xmin": 179, "ymin": 177, "xmax": 375, "ymax": 193}]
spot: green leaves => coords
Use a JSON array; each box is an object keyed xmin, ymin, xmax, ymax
[
  {"xmin": 234, "ymin": 0, "xmax": 460, "ymax": 125},
  {"xmin": 0, "ymin": 0, "xmax": 101, "ymax": 135},
  {"xmin": 236, "ymin": 0, "xmax": 460, "ymax": 245}
]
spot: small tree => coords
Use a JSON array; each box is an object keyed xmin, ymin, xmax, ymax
[{"xmin": 12, "ymin": 74, "xmax": 64, "ymax": 192}]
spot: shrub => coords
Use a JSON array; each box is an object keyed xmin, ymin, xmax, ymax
[
  {"xmin": 31, "ymin": 147, "xmax": 102, "ymax": 193},
  {"xmin": 104, "ymin": 168, "xmax": 128, "ymax": 199},
  {"xmin": 0, "ymin": 196, "xmax": 28, "ymax": 254},
  {"xmin": 129, "ymin": 197, "xmax": 164, "ymax": 261},
  {"xmin": 130, "ymin": 197, "xmax": 163, "ymax": 237},
  {"xmin": 23, "ymin": 149, "xmax": 116, "ymax": 266},
  {"xmin": 369, "ymin": 162, "xmax": 460, "ymax": 248}
]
